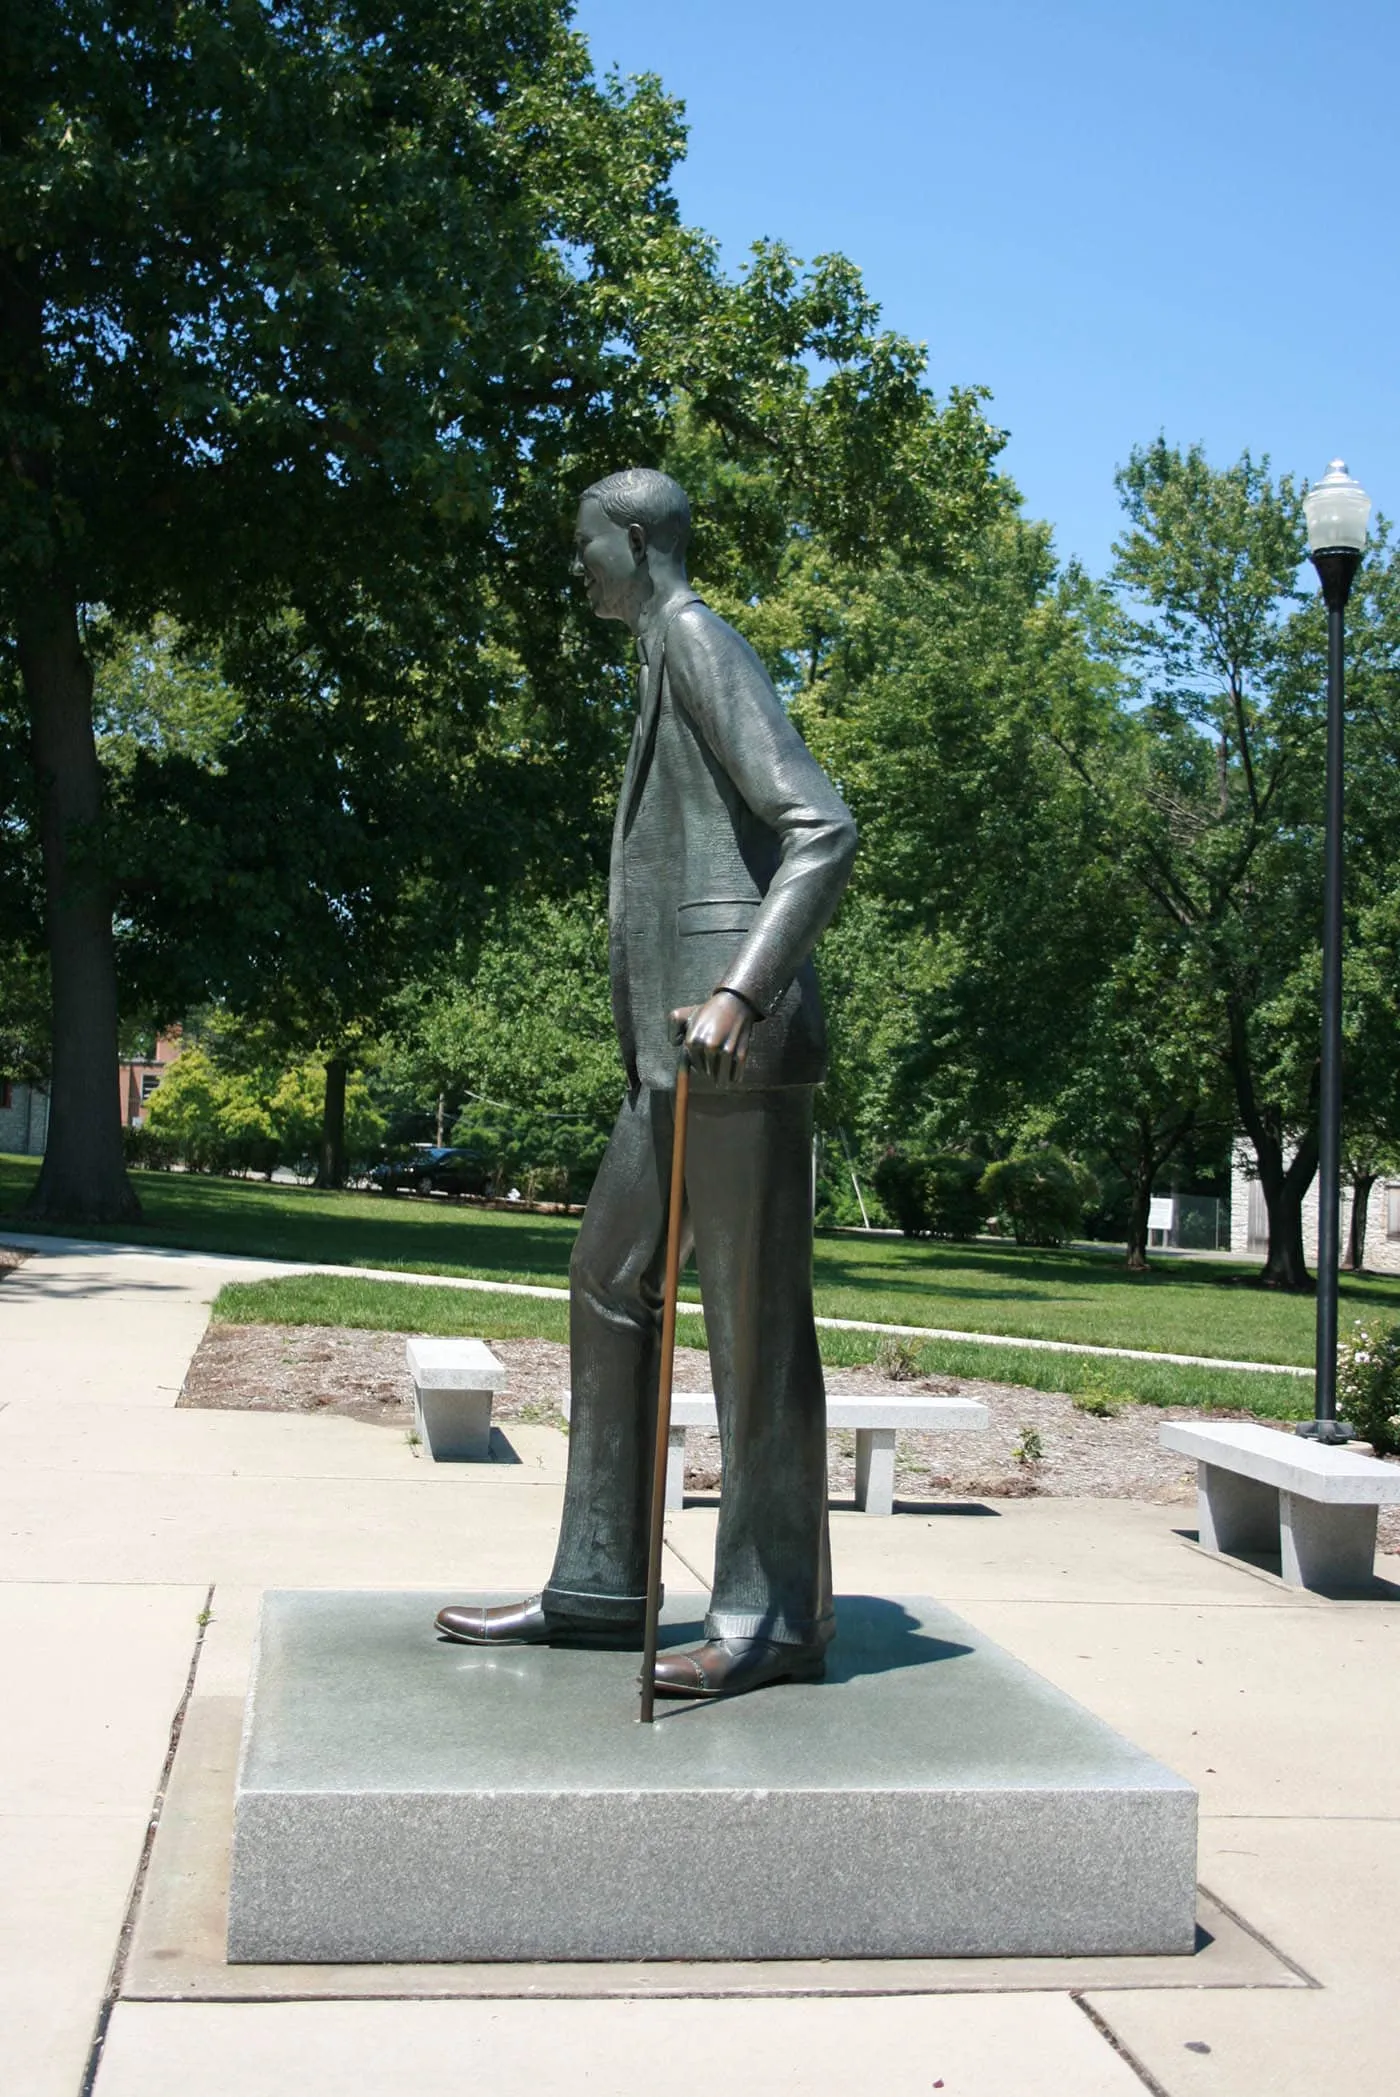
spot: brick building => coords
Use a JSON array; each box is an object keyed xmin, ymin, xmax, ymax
[{"xmin": 117, "ymin": 1029, "xmax": 183, "ymax": 1127}]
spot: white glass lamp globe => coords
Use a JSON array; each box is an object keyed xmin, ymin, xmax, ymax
[{"xmin": 1304, "ymin": 461, "xmax": 1371, "ymax": 555}]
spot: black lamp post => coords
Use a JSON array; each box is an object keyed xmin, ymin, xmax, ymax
[{"xmin": 1298, "ymin": 460, "xmax": 1371, "ymax": 1443}]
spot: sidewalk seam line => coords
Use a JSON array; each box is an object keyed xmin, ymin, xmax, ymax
[
  {"xmin": 1192, "ymin": 1881, "xmax": 1323, "ymax": 1987},
  {"xmin": 1071, "ymin": 1993, "xmax": 1174, "ymax": 2095},
  {"xmin": 659, "ymin": 1529, "xmax": 713, "ymax": 1592},
  {"xmin": 78, "ymin": 1581, "xmax": 215, "ymax": 2097}
]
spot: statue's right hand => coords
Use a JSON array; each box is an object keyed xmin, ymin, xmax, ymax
[{"xmin": 669, "ymin": 993, "xmax": 755, "ymax": 1085}]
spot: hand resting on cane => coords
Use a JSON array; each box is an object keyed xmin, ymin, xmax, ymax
[{"xmin": 670, "ymin": 989, "xmax": 758, "ymax": 1086}]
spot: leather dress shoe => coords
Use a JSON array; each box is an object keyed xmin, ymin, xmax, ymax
[
  {"xmin": 651, "ymin": 1636, "xmax": 826, "ymax": 1700},
  {"xmin": 435, "ymin": 1596, "xmax": 643, "ymax": 1649}
]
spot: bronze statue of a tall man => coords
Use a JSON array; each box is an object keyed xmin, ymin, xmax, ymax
[{"xmin": 437, "ymin": 469, "xmax": 857, "ymax": 1699}]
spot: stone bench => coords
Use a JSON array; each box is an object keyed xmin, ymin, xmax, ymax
[
  {"xmin": 1159, "ymin": 1420, "xmax": 1400, "ymax": 1590},
  {"xmin": 405, "ymin": 1338, "xmax": 508, "ymax": 1461},
  {"xmin": 561, "ymin": 1390, "xmax": 988, "ymax": 1515}
]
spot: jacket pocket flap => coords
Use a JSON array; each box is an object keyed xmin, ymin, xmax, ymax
[{"xmin": 677, "ymin": 898, "xmax": 759, "ymax": 936}]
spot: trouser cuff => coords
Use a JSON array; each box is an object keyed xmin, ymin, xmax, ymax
[
  {"xmin": 542, "ymin": 1583, "xmax": 651, "ymax": 1625},
  {"xmin": 704, "ymin": 1607, "xmax": 835, "ymax": 1647}
]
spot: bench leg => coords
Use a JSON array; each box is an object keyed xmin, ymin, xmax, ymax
[
  {"xmin": 1279, "ymin": 1494, "xmax": 1378, "ymax": 1590},
  {"xmin": 665, "ymin": 1426, "xmax": 687, "ymax": 1512},
  {"xmin": 415, "ymin": 1387, "xmax": 493, "ymax": 1462},
  {"xmin": 854, "ymin": 1427, "xmax": 897, "ymax": 1516},
  {"xmin": 1197, "ymin": 1462, "xmax": 1278, "ymax": 1557}
]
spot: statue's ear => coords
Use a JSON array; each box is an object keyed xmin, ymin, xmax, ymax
[{"xmin": 628, "ymin": 521, "xmax": 647, "ymax": 563}]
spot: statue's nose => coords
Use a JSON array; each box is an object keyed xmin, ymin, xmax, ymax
[{"xmin": 570, "ymin": 553, "xmax": 585, "ymax": 579}]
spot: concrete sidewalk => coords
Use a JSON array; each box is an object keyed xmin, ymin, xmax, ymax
[{"xmin": 0, "ymin": 1237, "xmax": 1397, "ymax": 2095}]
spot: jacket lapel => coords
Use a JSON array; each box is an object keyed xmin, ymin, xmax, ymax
[{"xmin": 620, "ymin": 591, "xmax": 700, "ymax": 835}]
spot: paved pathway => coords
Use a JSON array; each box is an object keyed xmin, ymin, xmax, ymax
[{"xmin": 0, "ymin": 1236, "xmax": 1396, "ymax": 2095}]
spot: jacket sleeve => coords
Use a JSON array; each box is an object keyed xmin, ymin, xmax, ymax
[{"xmin": 664, "ymin": 602, "xmax": 858, "ymax": 1018}]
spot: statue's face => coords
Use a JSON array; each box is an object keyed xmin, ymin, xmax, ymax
[{"xmin": 571, "ymin": 496, "xmax": 640, "ymax": 622}]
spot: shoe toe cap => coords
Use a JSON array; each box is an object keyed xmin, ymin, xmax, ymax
[
  {"xmin": 435, "ymin": 1605, "xmax": 484, "ymax": 1636},
  {"xmin": 652, "ymin": 1653, "xmax": 709, "ymax": 1691}
]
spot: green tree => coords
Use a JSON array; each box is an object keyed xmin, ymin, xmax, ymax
[
  {"xmin": 1052, "ymin": 921, "xmax": 1230, "ymax": 1271},
  {"xmin": 796, "ymin": 513, "xmax": 1121, "ymax": 1164},
  {"xmin": 393, "ymin": 886, "xmax": 620, "ymax": 1130},
  {"xmin": 0, "ymin": 0, "xmax": 699, "ymax": 1217},
  {"xmin": 1085, "ymin": 446, "xmax": 1400, "ymax": 1288},
  {"xmin": 144, "ymin": 1034, "xmax": 383, "ymax": 1175},
  {"xmin": 2, "ymin": 2, "xmax": 1003, "ymax": 1219},
  {"xmin": 1084, "ymin": 443, "xmax": 1326, "ymax": 1286}
]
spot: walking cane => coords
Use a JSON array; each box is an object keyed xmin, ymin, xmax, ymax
[{"xmin": 639, "ymin": 1055, "xmax": 691, "ymax": 1723}]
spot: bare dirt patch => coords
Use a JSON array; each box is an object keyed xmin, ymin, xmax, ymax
[{"xmin": 175, "ymin": 1321, "xmax": 1365, "ymax": 1527}]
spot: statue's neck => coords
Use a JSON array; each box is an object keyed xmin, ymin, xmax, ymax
[{"xmin": 635, "ymin": 576, "xmax": 694, "ymax": 651}]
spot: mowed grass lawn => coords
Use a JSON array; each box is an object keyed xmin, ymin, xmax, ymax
[
  {"xmin": 210, "ymin": 1269, "xmax": 1313, "ymax": 1420},
  {"xmin": 8, "ymin": 1150, "xmax": 1398, "ymax": 1376}
]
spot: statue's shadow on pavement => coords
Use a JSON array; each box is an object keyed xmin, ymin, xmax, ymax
[{"xmin": 654, "ymin": 1595, "xmax": 973, "ymax": 1722}]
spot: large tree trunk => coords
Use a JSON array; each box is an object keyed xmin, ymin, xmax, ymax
[
  {"xmin": 18, "ymin": 583, "xmax": 140, "ymax": 1224},
  {"xmin": 1344, "ymin": 1172, "xmax": 1376, "ymax": 1273},
  {"xmin": 1251, "ymin": 1127, "xmax": 1318, "ymax": 1290},
  {"xmin": 1225, "ymin": 998, "xmax": 1315, "ymax": 1289},
  {"xmin": 316, "ymin": 1055, "xmax": 348, "ymax": 1188},
  {"xmin": 1124, "ymin": 1151, "xmax": 1154, "ymax": 1274},
  {"xmin": 1116, "ymin": 1109, "xmax": 1194, "ymax": 1274}
]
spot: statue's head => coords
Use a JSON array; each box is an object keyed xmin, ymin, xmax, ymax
[{"xmin": 572, "ymin": 468, "xmax": 690, "ymax": 625}]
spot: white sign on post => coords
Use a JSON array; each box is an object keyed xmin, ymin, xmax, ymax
[{"xmin": 1147, "ymin": 1196, "xmax": 1175, "ymax": 1234}]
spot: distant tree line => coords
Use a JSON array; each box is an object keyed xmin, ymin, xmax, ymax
[{"xmin": 4, "ymin": 5, "xmax": 1400, "ymax": 1289}]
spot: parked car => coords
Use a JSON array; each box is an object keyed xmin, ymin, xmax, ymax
[
  {"xmin": 428, "ymin": 1146, "xmax": 492, "ymax": 1198},
  {"xmin": 367, "ymin": 1147, "xmax": 491, "ymax": 1198}
]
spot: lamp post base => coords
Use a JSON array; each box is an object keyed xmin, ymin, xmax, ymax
[{"xmin": 1296, "ymin": 1418, "xmax": 1355, "ymax": 1446}]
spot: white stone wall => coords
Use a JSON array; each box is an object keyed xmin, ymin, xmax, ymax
[
  {"xmin": 0, "ymin": 1082, "xmax": 49, "ymax": 1156},
  {"xmin": 1230, "ymin": 1141, "xmax": 1400, "ymax": 1275}
]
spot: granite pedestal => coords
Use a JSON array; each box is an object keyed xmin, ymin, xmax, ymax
[{"xmin": 228, "ymin": 1592, "xmax": 1196, "ymax": 1964}]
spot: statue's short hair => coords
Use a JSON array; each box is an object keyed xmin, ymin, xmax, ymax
[{"xmin": 582, "ymin": 468, "xmax": 690, "ymax": 557}]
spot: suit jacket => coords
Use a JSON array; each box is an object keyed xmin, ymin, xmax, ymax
[{"xmin": 609, "ymin": 591, "xmax": 858, "ymax": 1092}]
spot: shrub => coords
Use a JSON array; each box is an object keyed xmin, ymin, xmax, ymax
[
  {"xmin": 1071, "ymin": 1365, "xmax": 1131, "ymax": 1417},
  {"xmin": 980, "ymin": 1148, "xmax": 1097, "ymax": 1248},
  {"xmin": 144, "ymin": 1045, "xmax": 383, "ymax": 1176},
  {"xmin": 872, "ymin": 1149, "xmax": 987, "ymax": 1238},
  {"xmin": 873, "ymin": 1335, "xmax": 923, "ymax": 1381},
  {"xmin": 122, "ymin": 1125, "xmax": 178, "ymax": 1170},
  {"xmin": 873, "ymin": 1151, "xmax": 930, "ymax": 1235},
  {"xmin": 1072, "ymin": 1389, "xmax": 1123, "ymax": 1419},
  {"xmin": 923, "ymin": 1152, "xmax": 989, "ymax": 1237},
  {"xmin": 1336, "ymin": 1318, "xmax": 1400, "ymax": 1455}
]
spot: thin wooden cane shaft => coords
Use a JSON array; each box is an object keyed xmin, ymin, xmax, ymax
[{"xmin": 640, "ymin": 1061, "xmax": 691, "ymax": 1723}]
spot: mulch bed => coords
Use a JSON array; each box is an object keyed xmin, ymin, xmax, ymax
[{"xmin": 180, "ymin": 1320, "xmax": 1400, "ymax": 1551}]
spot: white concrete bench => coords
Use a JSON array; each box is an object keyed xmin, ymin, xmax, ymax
[
  {"xmin": 405, "ymin": 1338, "xmax": 509, "ymax": 1461},
  {"xmin": 561, "ymin": 1390, "xmax": 988, "ymax": 1515},
  {"xmin": 1159, "ymin": 1420, "xmax": 1400, "ymax": 1590}
]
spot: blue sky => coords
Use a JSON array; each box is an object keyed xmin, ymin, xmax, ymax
[{"xmin": 570, "ymin": 0, "xmax": 1397, "ymax": 577}]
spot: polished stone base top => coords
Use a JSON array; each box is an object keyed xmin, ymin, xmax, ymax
[{"xmin": 227, "ymin": 1591, "xmax": 1197, "ymax": 1965}]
